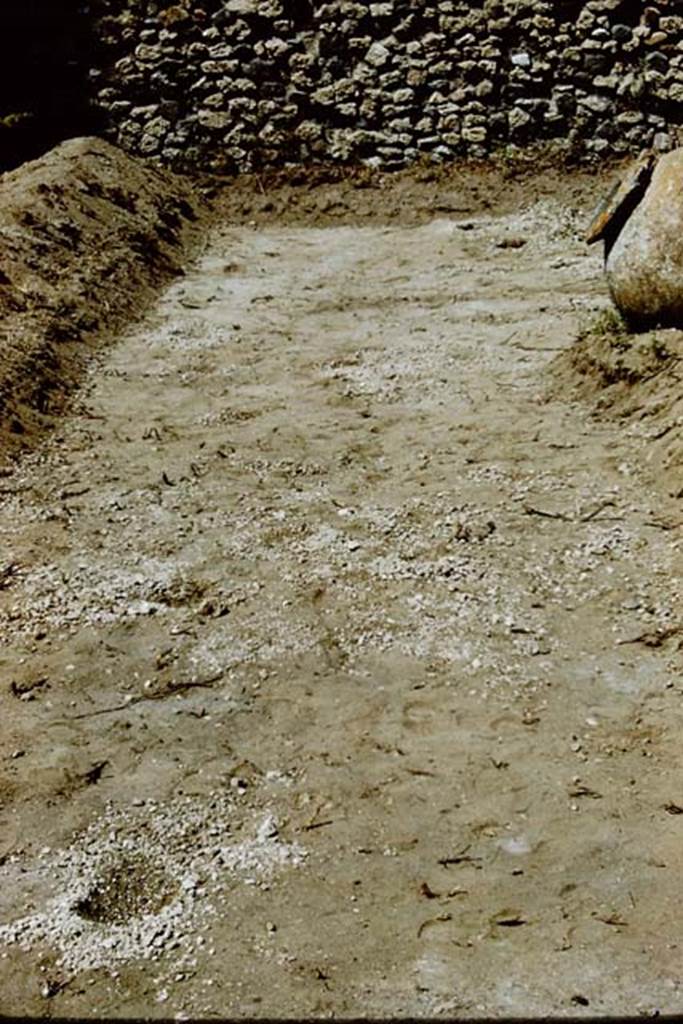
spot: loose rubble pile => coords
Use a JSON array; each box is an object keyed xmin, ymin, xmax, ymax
[{"xmin": 88, "ymin": 0, "xmax": 683, "ymax": 173}]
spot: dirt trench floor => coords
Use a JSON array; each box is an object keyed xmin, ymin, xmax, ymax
[{"xmin": 0, "ymin": 186, "xmax": 682, "ymax": 1020}]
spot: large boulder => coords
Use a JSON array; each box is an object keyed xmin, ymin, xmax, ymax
[{"xmin": 604, "ymin": 148, "xmax": 683, "ymax": 328}]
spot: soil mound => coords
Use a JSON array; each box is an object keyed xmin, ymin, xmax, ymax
[
  {"xmin": 550, "ymin": 313, "xmax": 682, "ymax": 495},
  {"xmin": 0, "ymin": 137, "xmax": 201, "ymax": 461}
]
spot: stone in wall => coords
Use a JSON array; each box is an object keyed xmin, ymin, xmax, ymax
[{"xmin": 86, "ymin": 0, "xmax": 683, "ymax": 173}]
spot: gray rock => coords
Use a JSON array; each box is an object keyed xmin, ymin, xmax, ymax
[
  {"xmin": 653, "ymin": 132, "xmax": 673, "ymax": 152},
  {"xmin": 511, "ymin": 52, "xmax": 531, "ymax": 68},
  {"xmin": 135, "ymin": 44, "xmax": 162, "ymax": 63},
  {"xmin": 606, "ymin": 149, "xmax": 683, "ymax": 327},
  {"xmin": 580, "ymin": 94, "xmax": 612, "ymax": 113},
  {"xmin": 508, "ymin": 107, "xmax": 532, "ymax": 136},
  {"xmin": 197, "ymin": 111, "xmax": 232, "ymax": 130},
  {"xmin": 225, "ymin": 0, "xmax": 259, "ymax": 13},
  {"xmin": 612, "ymin": 23, "xmax": 632, "ymax": 42},
  {"xmin": 139, "ymin": 116, "xmax": 170, "ymax": 155},
  {"xmin": 462, "ymin": 125, "xmax": 487, "ymax": 143},
  {"xmin": 365, "ymin": 41, "xmax": 391, "ymax": 66}
]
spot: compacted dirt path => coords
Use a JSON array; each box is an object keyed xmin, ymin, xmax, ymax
[{"xmin": 0, "ymin": 195, "xmax": 681, "ymax": 1018}]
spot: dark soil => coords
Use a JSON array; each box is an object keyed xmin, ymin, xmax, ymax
[{"xmin": 207, "ymin": 147, "xmax": 610, "ymax": 228}]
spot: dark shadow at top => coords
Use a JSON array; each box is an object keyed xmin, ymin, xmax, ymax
[{"xmin": 0, "ymin": 0, "xmax": 100, "ymax": 172}]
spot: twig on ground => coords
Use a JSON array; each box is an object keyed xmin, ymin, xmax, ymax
[
  {"xmin": 417, "ymin": 913, "xmax": 452, "ymax": 938},
  {"xmin": 617, "ymin": 625, "xmax": 682, "ymax": 648},
  {"xmin": 522, "ymin": 504, "xmax": 569, "ymax": 521},
  {"xmin": 644, "ymin": 519, "xmax": 682, "ymax": 531},
  {"xmin": 579, "ymin": 499, "xmax": 617, "ymax": 522},
  {"xmin": 62, "ymin": 672, "xmax": 225, "ymax": 721}
]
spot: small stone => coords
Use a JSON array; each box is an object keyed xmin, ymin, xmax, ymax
[
  {"xmin": 365, "ymin": 41, "xmax": 391, "ymax": 66},
  {"xmin": 508, "ymin": 107, "xmax": 532, "ymax": 137},
  {"xmin": 611, "ymin": 23, "xmax": 632, "ymax": 42},
  {"xmin": 653, "ymin": 132, "xmax": 673, "ymax": 153},
  {"xmin": 580, "ymin": 94, "xmax": 611, "ymax": 114},
  {"xmin": 197, "ymin": 110, "xmax": 231, "ymax": 130},
  {"xmin": 462, "ymin": 125, "xmax": 487, "ymax": 143}
]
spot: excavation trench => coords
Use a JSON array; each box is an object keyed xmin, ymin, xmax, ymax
[{"xmin": 0, "ymin": 178, "xmax": 681, "ymax": 1018}]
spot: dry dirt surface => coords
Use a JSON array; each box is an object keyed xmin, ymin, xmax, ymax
[{"xmin": 0, "ymin": 152, "xmax": 682, "ymax": 1020}]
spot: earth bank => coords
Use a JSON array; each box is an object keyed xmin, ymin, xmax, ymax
[{"xmin": 0, "ymin": 137, "xmax": 201, "ymax": 460}]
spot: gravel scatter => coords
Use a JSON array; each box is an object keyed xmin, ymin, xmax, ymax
[{"xmin": 0, "ymin": 796, "xmax": 306, "ymax": 974}]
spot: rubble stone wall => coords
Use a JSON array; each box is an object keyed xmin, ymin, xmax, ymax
[{"xmin": 88, "ymin": 0, "xmax": 683, "ymax": 173}]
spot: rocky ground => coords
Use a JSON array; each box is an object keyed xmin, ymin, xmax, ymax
[{"xmin": 0, "ymin": 147, "xmax": 681, "ymax": 1018}]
